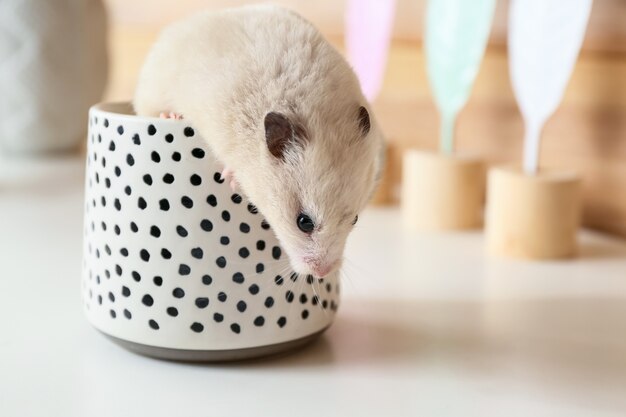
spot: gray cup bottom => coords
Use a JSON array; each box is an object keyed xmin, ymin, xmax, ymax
[{"xmin": 101, "ymin": 328, "xmax": 328, "ymax": 362}]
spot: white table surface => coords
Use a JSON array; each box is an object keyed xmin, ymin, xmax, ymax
[{"xmin": 1, "ymin": 154, "xmax": 626, "ymax": 417}]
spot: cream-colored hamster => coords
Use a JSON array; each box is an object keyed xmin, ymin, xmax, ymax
[{"xmin": 134, "ymin": 5, "xmax": 384, "ymax": 278}]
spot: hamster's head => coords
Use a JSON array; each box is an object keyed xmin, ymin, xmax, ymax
[{"xmin": 238, "ymin": 104, "xmax": 383, "ymax": 278}]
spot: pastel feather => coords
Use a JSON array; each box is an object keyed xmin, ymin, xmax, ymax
[
  {"xmin": 508, "ymin": 0, "xmax": 593, "ymax": 174},
  {"xmin": 345, "ymin": 0, "xmax": 396, "ymax": 102},
  {"xmin": 425, "ymin": 0, "xmax": 496, "ymax": 154}
]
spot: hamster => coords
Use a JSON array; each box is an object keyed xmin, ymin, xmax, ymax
[{"xmin": 134, "ymin": 5, "xmax": 384, "ymax": 278}]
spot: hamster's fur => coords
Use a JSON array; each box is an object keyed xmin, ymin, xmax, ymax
[{"xmin": 135, "ymin": 5, "xmax": 384, "ymax": 278}]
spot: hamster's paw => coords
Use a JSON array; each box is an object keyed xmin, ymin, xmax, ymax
[
  {"xmin": 159, "ymin": 112, "xmax": 183, "ymax": 120},
  {"xmin": 220, "ymin": 167, "xmax": 238, "ymax": 191}
]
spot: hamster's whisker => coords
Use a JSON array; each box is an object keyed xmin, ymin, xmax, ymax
[
  {"xmin": 339, "ymin": 262, "xmax": 359, "ymax": 295},
  {"xmin": 223, "ymin": 258, "xmax": 286, "ymax": 267},
  {"xmin": 266, "ymin": 263, "xmax": 294, "ymax": 301},
  {"xmin": 265, "ymin": 258, "xmax": 289, "ymax": 274},
  {"xmin": 297, "ymin": 273, "xmax": 308, "ymax": 316},
  {"xmin": 291, "ymin": 273, "xmax": 307, "ymax": 319},
  {"xmin": 286, "ymin": 273, "xmax": 299, "ymax": 318},
  {"xmin": 343, "ymin": 256, "xmax": 368, "ymax": 278},
  {"xmin": 339, "ymin": 268, "xmax": 356, "ymax": 296},
  {"xmin": 343, "ymin": 256, "xmax": 367, "ymax": 281},
  {"xmin": 310, "ymin": 276, "xmax": 327, "ymax": 316},
  {"xmin": 264, "ymin": 261, "xmax": 291, "ymax": 292}
]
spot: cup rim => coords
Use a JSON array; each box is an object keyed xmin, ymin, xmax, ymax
[{"xmin": 90, "ymin": 101, "xmax": 178, "ymax": 125}]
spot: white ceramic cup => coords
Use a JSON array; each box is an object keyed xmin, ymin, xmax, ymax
[{"xmin": 82, "ymin": 102, "xmax": 339, "ymax": 361}]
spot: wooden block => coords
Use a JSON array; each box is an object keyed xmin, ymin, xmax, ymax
[
  {"xmin": 485, "ymin": 166, "xmax": 582, "ymax": 259},
  {"xmin": 369, "ymin": 141, "xmax": 396, "ymax": 206},
  {"xmin": 401, "ymin": 150, "xmax": 486, "ymax": 230}
]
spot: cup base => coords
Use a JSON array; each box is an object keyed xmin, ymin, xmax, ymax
[{"xmin": 100, "ymin": 327, "xmax": 328, "ymax": 362}]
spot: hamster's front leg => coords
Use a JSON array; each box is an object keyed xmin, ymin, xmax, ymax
[
  {"xmin": 159, "ymin": 112, "xmax": 184, "ymax": 120},
  {"xmin": 220, "ymin": 167, "xmax": 238, "ymax": 191}
]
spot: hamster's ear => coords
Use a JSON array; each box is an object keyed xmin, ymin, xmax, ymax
[
  {"xmin": 264, "ymin": 112, "xmax": 304, "ymax": 160},
  {"xmin": 357, "ymin": 106, "xmax": 371, "ymax": 137}
]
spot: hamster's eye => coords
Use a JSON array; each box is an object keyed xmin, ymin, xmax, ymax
[
  {"xmin": 352, "ymin": 215, "xmax": 359, "ymax": 226},
  {"xmin": 297, "ymin": 213, "xmax": 315, "ymax": 234}
]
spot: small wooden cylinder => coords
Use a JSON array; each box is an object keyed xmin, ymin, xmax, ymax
[
  {"xmin": 485, "ymin": 166, "xmax": 581, "ymax": 259},
  {"xmin": 369, "ymin": 142, "xmax": 394, "ymax": 206},
  {"xmin": 401, "ymin": 150, "xmax": 485, "ymax": 230}
]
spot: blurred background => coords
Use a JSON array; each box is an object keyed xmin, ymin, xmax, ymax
[{"xmin": 93, "ymin": 0, "xmax": 626, "ymax": 238}]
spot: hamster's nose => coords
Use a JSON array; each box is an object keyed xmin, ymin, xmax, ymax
[
  {"xmin": 303, "ymin": 256, "xmax": 339, "ymax": 278},
  {"xmin": 304, "ymin": 257, "xmax": 338, "ymax": 278},
  {"xmin": 312, "ymin": 264, "xmax": 333, "ymax": 278}
]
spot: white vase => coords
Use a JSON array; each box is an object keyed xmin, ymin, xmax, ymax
[{"xmin": 0, "ymin": 0, "xmax": 108, "ymax": 153}]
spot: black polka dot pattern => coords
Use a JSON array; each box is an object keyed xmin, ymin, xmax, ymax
[
  {"xmin": 200, "ymin": 219, "xmax": 213, "ymax": 232},
  {"xmin": 195, "ymin": 297, "xmax": 209, "ymax": 309},
  {"xmin": 178, "ymin": 264, "xmax": 191, "ymax": 275},
  {"xmin": 142, "ymin": 294, "xmax": 154, "ymax": 306},
  {"xmin": 232, "ymin": 272, "xmax": 245, "ymax": 284},
  {"xmin": 176, "ymin": 225, "xmax": 188, "ymax": 237},
  {"xmin": 191, "ymin": 247, "xmax": 203, "ymax": 259},
  {"xmin": 181, "ymin": 196, "xmax": 193, "ymax": 208},
  {"xmin": 190, "ymin": 174, "xmax": 202, "ymax": 186},
  {"xmin": 82, "ymin": 111, "xmax": 339, "ymax": 347},
  {"xmin": 150, "ymin": 226, "xmax": 161, "ymax": 238}
]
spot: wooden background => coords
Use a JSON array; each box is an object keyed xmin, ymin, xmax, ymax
[{"xmin": 102, "ymin": 0, "xmax": 626, "ymax": 237}]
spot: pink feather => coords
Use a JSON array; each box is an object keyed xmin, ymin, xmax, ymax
[{"xmin": 345, "ymin": 0, "xmax": 396, "ymax": 102}]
